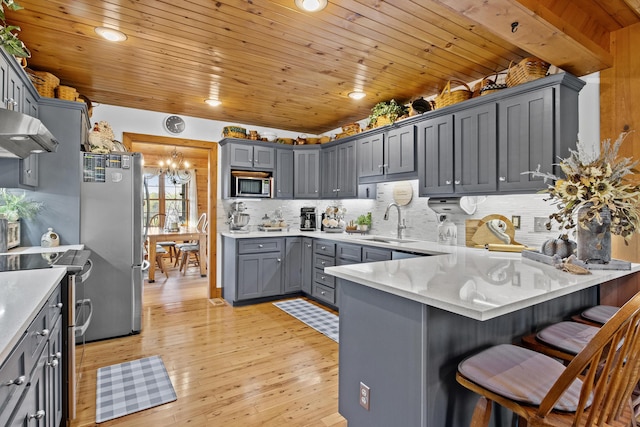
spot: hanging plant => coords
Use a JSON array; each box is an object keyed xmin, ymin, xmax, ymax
[{"xmin": 0, "ymin": 0, "xmax": 29, "ymax": 58}]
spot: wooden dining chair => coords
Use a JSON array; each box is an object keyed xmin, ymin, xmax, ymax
[
  {"xmin": 149, "ymin": 213, "xmax": 177, "ymax": 262},
  {"xmin": 178, "ymin": 220, "xmax": 207, "ymax": 275},
  {"xmin": 456, "ymin": 290, "xmax": 640, "ymax": 427},
  {"xmin": 174, "ymin": 213, "xmax": 207, "ymax": 268}
]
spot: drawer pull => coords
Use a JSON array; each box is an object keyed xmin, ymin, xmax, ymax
[
  {"xmin": 258, "ymin": 244, "xmax": 264, "ymax": 248},
  {"xmin": 321, "ymin": 291, "xmax": 326, "ymax": 296},
  {"xmin": 277, "ymin": 258, "xmax": 281, "ymax": 262},
  {"xmin": 321, "ymin": 261, "xmax": 326, "ymax": 266},
  {"xmin": 321, "ymin": 246, "xmax": 326, "ymax": 250},
  {"xmin": 36, "ymin": 329, "xmax": 49, "ymax": 337},
  {"xmin": 321, "ymin": 276, "xmax": 325, "ymax": 280},
  {"xmin": 6, "ymin": 375, "xmax": 25, "ymax": 386},
  {"xmin": 28, "ymin": 410, "xmax": 45, "ymax": 420}
]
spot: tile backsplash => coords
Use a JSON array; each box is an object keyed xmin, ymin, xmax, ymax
[{"xmin": 217, "ymin": 180, "xmax": 562, "ymax": 249}]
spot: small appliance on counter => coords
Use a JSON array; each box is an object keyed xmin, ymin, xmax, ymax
[
  {"xmin": 228, "ymin": 201, "xmax": 250, "ymax": 233},
  {"xmin": 300, "ymin": 207, "xmax": 317, "ymax": 231},
  {"xmin": 322, "ymin": 205, "xmax": 346, "ymax": 233}
]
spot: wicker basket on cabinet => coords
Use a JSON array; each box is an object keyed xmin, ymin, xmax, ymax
[
  {"xmin": 55, "ymin": 85, "xmax": 79, "ymax": 101},
  {"xmin": 506, "ymin": 57, "xmax": 550, "ymax": 87},
  {"xmin": 29, "ymin": 71, "xmax": 60, "ymax": 98},
  {"xmin": 434, "ymin": 80, "xmax": 472, "ymax": 109}
]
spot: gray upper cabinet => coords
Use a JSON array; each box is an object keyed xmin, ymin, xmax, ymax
[
  {"xmin": 294, "ymin": 148, "xmax": 320, "ymax": 198},
  {"xmin": 228, "ymin": 143, "xmax": 275, "ymax": 170},
  {"xmin": 321, "ymin": 140, "xmax": 357, "ymax": 198},
  {"xmin": 497, "ymin": 88, "xmax": 554, "ymax": 192},
  {"xmin": 454, "ymin": 103, "xmax": 497, "ymax": 194},
  {"xmin": 385, "ymin": 125, "xmax": 416, "ymax": 175},
  {"xmin": 275, "ymin": 148, "xmax": 294, "ymax": 199},
  {"xmin": 358, "ymin": 133, "xmax": 385, "ymax": 178},
  {"xmin": 358, "ymin": 125, "xmax": 416, "ymax": 182},
  {"xmin": 418, "ymin": 73, "xmax": 583, "ymax": 197},
  {"xmin": 417, "ymin": 114, "xmax": 454, "ymax": 196}
]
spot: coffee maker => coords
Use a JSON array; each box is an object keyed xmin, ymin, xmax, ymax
[{"xmin": 300, "ymin": 207, "xmax": 317, "ymax": 231}]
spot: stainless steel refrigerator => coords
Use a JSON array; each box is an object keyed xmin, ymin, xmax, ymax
[{"xmin": 79, "ymin": 152, "xmax": 144, "ymax": 341}]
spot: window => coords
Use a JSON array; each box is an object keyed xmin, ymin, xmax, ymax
[{"xmin": 144, "ymin": 171, "xmax": 189, "ymax": 225}]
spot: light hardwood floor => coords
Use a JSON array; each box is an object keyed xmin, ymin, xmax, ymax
[{"xmin": 71, "ymin": 261, "xmax": 346, "ymax": 426}]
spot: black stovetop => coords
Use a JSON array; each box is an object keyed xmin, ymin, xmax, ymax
[{"xmin": 0, "ymin": 250, "xmax": 90, "ymax": 273}]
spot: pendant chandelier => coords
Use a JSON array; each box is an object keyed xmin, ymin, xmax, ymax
[{"xmin": 158, "ymin": 147, "xmax": 191, "ymax": 185}]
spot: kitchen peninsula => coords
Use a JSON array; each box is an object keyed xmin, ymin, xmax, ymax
[
  {"xmin": 325, "ymin": 245, "xmax": 640, "ymax": 427},
  {"xmin": 221, "ymin": 230, "xmax": 640, "ymax": 426}
]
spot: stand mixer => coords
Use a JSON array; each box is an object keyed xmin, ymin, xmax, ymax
[{"xmin": 229, "ymin": 201, "xmax": 250, "ymax": 233}]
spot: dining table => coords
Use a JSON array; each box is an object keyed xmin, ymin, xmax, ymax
[{"xmin": 146, "ymin": 226, "xmax": 207, "ymax": 282}]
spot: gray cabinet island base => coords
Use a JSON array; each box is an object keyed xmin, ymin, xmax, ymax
[{"xmin": 337, "ymin": 278, "xmax": 598, "ymax": 427}]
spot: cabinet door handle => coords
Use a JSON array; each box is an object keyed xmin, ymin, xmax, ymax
[
  {"xmin": 307, "ymin": 244, "xmax": 312, "ymax": 248},
  {"xmin": 6, "ymin": 375, "xmax": 26, "ymax": 386},
  {"xmin": 277, "ymin": 258, "xmax": 281, "ymax": 262},
  {"xmin": 454, "ymin": 180, "xmax": 461, "ymax": 185},
  {"xmin": 499, "ymin": 176, "xmax": 506, "ymax": 182},
  {"xmin": 321, "ymin": 276, "xmax": 325, "ymax": 280},
  {"xmin": 48, "ymin": 351, "xmax": 62, "ymax": 367},
  {"xmin": 25, "ymin": 169, "xmax": 31, "ymax": 175},
  {"xmin": 28, "ymin": 410, "xmax": 45, "ymax": 420},
  {"xmin": 51, "ymin": 302, "xmax": 63, "ymax": 309},
  {"xmin": 36, "ymin": 329, "xmax": 49, "ymax": 337},
  {"xmin": 321, "ymin": 261, "xmax": 326, "ymax": 265},
  {"xmin": 445, "ymin": 180, "xmax": 452, "ymax": 185}
]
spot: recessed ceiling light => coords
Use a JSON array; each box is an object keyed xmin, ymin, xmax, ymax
[
  {"xmin": 205, "ymin": 99, "xmax": 222, "ymax": 107},
  {"xmin": 348, "ymin": 91, "xmax": 366, "ymax": 100},
  {"xmin": 294, "ymin": 0, "xmax": 328, "ymax": 12},
  {"xmin": 95, "ymin": 27, "xmax": 127, "ymax": 42}
]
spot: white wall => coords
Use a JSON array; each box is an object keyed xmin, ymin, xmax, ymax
[{"xmin": 92, "ymin": 72, "xmax": 600, "ymax": 287}]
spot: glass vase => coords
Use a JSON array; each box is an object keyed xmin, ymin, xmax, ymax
[{"xmin": 576, "ymin": 204, "xmax": 611, "ymax": 264}]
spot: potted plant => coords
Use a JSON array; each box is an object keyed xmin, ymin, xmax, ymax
[
  {"xmin": 0, "ymin": 0, "xmax": 29, "ymax": 58},
  {"xmin": 0, "ymin": 188, "xmax": 43, "ymax": 221},
  {"xmin": 368, "ymin": 100, "xmax": 408, "ymax": 128},
  {"xmin": 356, "ymin": 212, "xmax": 372, "ymax": 231}
]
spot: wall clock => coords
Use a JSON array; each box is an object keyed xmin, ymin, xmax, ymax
[{"xmin": 164, "ymin": 115, "xmax": 186, "ymax": 134}]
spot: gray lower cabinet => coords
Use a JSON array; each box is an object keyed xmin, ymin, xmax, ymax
[
  {"xmin": 275, "ymin": 149, "xmax": 294, "ymax": 199},
  {"xmin": 1, "ymin": 283, "xmax": 63, "ymax": 427},
  {"xmin": 336, "ymin": 243, "xmax": 362, "ymax": 265},
  {"xmin": 312, "ymin": 240, "xmax": 338, "ymax": 307},
  {"xmin": 301, "ymin": 237, "xmax": 314, "ymax": 294},
  {"xmin": 294, "ymin": 148, "xmax": 320, "ymax": 198},
  {"xmin": 362, "ymin": 246, "xmax": 392, "ymax": 262},
  {"xmin": 284, "ymin": 237, "xmax": 302, "ymax": 293},
  {"xmin": 321, "ymin": 140, "xmax": 357, "ymax": 199},
  {"xmin": 236, "ymin": 239, "xmax": 283, "ymax": 300}
]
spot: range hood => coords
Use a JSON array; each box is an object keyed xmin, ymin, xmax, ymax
[{"xmin": 0, "ymin": 109, "xmax": 59, "ymax": 159}]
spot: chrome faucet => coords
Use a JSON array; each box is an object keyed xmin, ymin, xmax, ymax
[{"xmin": 383, "ymin": 202, "xmax": 406, "ymax": 239}]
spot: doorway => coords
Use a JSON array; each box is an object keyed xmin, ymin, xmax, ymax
[{"xmin": 122, "ymin": 132, "xmax": 219, "ymax": 298}]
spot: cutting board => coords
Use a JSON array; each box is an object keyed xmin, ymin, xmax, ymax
[{"xmin": 465, "ymin": 214, "xmax": 522, "ymax": 247}]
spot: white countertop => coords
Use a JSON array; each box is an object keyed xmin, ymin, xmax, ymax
[
  {"xmin": 220, "ymin": 230, "xmax": 640, "ymax": 321},
  {"xmin": 0, "ymin": 244, "xmax": 84, "ymax": 255},
  {"xmin": 0, "ymin": 268, "xmax": 66, "ymax": 362}
]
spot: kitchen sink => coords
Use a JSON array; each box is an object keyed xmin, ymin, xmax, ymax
[{"xmin": 356, "ymin": 236, "xmax": 418, "ymax": 244}]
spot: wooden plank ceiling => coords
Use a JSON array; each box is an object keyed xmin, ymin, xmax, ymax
[{"xmin": 7, "ymin": 0, "xmax": 640, "ymax": 134}]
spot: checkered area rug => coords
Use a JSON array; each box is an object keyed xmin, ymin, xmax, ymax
[
  {"xmin": 273, "ymin": 299, "xmax": 339, "ymax": 342},
  {"xmin": 96, "ymin": 355, "xmax": 176, "ymax": 423}
]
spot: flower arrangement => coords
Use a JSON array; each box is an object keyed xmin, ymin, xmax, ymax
[
  {"xmin": 368, "ymin": 100, "xmax": 408, "ymax": 127},
  {"xmin": 529, "ymin": 132, "xmax": 640, "ymax": 242}
]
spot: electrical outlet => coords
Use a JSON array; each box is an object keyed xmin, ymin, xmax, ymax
[
  {"xmin": 534, "ymin": 217, "xmax": 548, "ymax": 232},
  {"xmin": 359, "ymin": 382, "xmax": 370, "ymax": 411}
]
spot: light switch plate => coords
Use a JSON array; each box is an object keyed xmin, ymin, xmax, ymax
[{"xmin": 534, "ymin": 217, "xmax": 547, "ymax": 232}]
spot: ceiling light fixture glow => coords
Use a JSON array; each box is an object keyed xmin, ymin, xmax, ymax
[
  {"xmin": 95, "ymin": 26, "xmax": 127, "ymax": 42},
  {"xmin": 348, "ymin": 91, "xmax": 366, "ymax": 100},
  {"xmin": 294, "ymin": 0, "xmax": 327, "ymax": 12},
  {"xmin": 205, "ymin": 99, "xmax": 222, "ymax": 107}
]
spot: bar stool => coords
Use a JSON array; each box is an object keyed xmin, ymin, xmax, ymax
[{"xmin": 456, "ymin": 291, "xmax": 640, "ymax": 427}]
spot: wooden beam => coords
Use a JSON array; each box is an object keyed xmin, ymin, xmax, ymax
[{"xmin": 432, "ymin": 0, "xmax": 613, "ymax": 76}]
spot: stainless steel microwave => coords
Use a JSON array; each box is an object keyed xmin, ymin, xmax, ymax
[{"xmin": 232, "ymin": 176, "xmax": 273, "ymax": 198}]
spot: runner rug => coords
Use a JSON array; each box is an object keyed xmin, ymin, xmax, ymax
[
  {"xmin": 273, "ymin": 298, "xmax": 339, "ymax": 342},
  {"xmin": 96, "ymin": 355, "xmax": 176, "ymax": 423}
]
